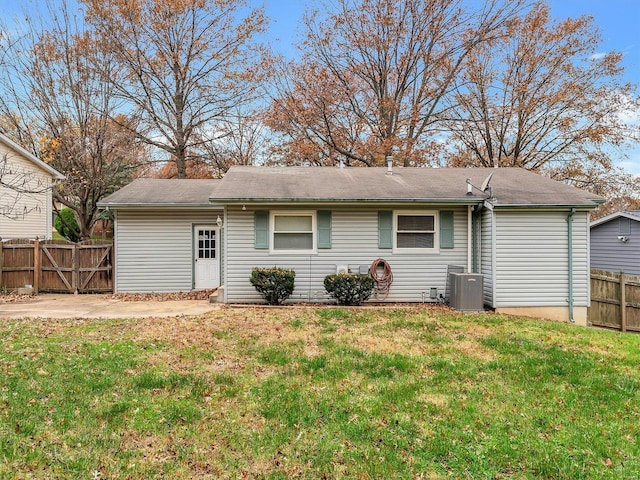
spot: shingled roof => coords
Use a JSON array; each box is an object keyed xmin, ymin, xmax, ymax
[
  {"xmin": 100, "ymin": 167, "xmax": 604, "ymax": 209},
  {"xmin": 99, "ymin": 179, "xmax": 220, "ymax": 207},
  {"xmin": 213, "ymin": 166, "xmax": 604, "ymax": 208}
]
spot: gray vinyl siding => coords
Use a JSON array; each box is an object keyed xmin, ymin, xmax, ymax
[
  {"xmin": 591, "ymin": 218, "xmax": 640, "ymax": 276},
  {"xmin": 481, "ymin": 207, "xmax": 495, "ymax": 307},
  {"xmin": 493, "ymin": 210, "xmax": 590, "ymax": 307},
  {"xmin": 114, "ymin": 209, "xmax": 221, "ymax": 293},
  {"xmin": 224, "ymin": 205, "xmax": 469, "ymax": 303}
]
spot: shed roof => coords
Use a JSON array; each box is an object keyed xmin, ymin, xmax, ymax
[
  {"xmin": 99, "ymin": 178, "xmax": 220, "ymax": 207},
  {"xmin": 0, "ymin": 132, "xmax": 64, "ymax": 179},
  {"xmin": 213, "ymin": 166, "xmax": 604, "ymax": 208},
  {"xmin": 590, "ymin": 210, "xmax": 640, "ymax": 228}
]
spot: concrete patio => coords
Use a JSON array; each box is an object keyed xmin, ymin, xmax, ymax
[{"xmin": 0, "ymin": 294, "xmax": 220, "ymax": 319}]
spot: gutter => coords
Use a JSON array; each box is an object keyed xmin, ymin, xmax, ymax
[
  {"xmin": 486, "ymin": 202, "xmax": 603, "ymax": 210},
  {"xmin": 212, "ymin": 198, "xmax": 485, "ymax": 205},
  {"xmin": 97, "ymin": 203, "xmax": 224, "ymax": 209},
  {"xmin": 567, "ymin": 208, "xmax": 576, "ymax": 323}
]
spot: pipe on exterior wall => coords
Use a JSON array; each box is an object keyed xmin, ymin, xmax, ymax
[
  {"xmin": 467, "ymin": 205, "xmax": 472, "ymax": 272},
  {"xmin": 567, "ymin": 208, "xmax": 576, "ymax": 323}
]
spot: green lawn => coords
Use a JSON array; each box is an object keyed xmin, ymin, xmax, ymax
[{"xmin": 1, "ymin": 307, "xmax": 639, "ymax": 479}]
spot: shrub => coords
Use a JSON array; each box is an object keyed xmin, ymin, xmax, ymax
[
  {"xmin": 250, "ymin": 267, "xmax": 296, "ymax": 305},
  {"xmin": 324, "ymin": 273, "xmax": 374, "ymax": 306},
  {"xmin": 54, "ymin": 208, "xmax": 80, "ymax": 242}
]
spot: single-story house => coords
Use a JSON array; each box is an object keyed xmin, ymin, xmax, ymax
[
  {"xmin": 591, "ymin": 210, "xmax": 640, "ymax": 276},
  {"xmin": 0, "ymin": 132, "xmax": 64, "ymax": 240},
  {"xmin": 99, "ymin": 166, "xmax": 604, "ymax": 325}
]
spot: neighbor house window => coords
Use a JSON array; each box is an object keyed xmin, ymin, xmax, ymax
[
  {"xmin": 394, "ymin": 211, "xmax": 437, "ymax": 252},
  {"xmin": 271, "ymin": 212, "xmax": 316, "ymax": 252},
  {"xmin": 620, "ymin": 217, "xmax": 631, "ymax": 235}
]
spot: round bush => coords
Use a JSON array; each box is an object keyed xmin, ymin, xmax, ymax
[
  {"xmin": 324, "ymin": 273, "xmax": 374, "ymax": 306},
  {"xmin": 250, "ymin": 267, "xmax": 296, "ymax": 305}
]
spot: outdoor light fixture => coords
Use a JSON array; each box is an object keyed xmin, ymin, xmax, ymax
[
  {"xmin": 618, "ymin": 235, "xmax": 629, "ymax": 243},
  {"xmin": 216, "ymin": 215, "xmax": 223, "ymax": 227}
]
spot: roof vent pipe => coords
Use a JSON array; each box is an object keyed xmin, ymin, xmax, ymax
[
  {"xmin": 386, "ymin": 156, "xmax": 393, "ymax": 175},
  {"xmin": 339, "ymin": 159, "xmax": 344, "ymax": 169}
]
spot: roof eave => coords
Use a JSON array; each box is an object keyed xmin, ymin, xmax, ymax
[
  {"xmin": 590, "ymin": 210, "xmax": 640, "ymax": 228},
  {"xmin": 490, "ymin": 202, "xmax": 601, "ymax": 210},
  {"xmin": 210, "ymin": 197, "xmax": 485, "ymax": 204},
  {"xmin": 0, "ymin": 133, "xmax": 65, "ymax": 179},
  {"xmin": 98, "ymin": 202, "xmax": 223, "ymax": 209}
]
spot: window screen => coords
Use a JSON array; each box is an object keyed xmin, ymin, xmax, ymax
[
  {"xmin": 273, "ymin": 214, "xmax": 314, "ymax": 250},
  {"xmin": 396, "ymin": 214, "xmax": 435, "ymax": 249}
]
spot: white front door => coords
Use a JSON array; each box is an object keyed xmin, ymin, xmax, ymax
[{"xmin": 194, "ymin": 225, "xmax": 220, "ymax": 289}]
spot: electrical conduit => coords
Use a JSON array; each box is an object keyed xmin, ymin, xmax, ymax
[{"xmin": 567, "ymin": 208, "xmax": 575, "ymax": 323}]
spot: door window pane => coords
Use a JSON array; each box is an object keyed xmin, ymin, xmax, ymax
[{"xmin": 197, "ymin": 229, "xmax": 216, "ymax": 259}]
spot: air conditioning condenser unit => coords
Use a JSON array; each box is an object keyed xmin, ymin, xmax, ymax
[{"xmin": 449, "ymin": 272, "xmax": 484, "ymax": 312}]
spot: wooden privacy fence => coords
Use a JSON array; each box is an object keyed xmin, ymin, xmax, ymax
[
  {"xmin": 589, "ymin": 269, "xmax": 640, "ymax": 332},
  {"xmin": 0, "ymin": 239, "xmax": 113, "ymax": 293}
]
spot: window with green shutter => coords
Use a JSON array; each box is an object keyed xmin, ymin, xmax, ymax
[
  {"xmin": 439, "ymin": 210, "xmax": 454, "ymax": 249},
  {"xmin": 317, "ymin": 210, "xmax": 332, "ymax": 248},
  {"xmin": 254, "ymin": 210, "xmax": 269, "ymax": 249}
]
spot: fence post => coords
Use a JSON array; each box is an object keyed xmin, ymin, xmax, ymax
[
  {"xmin": 33, "ymin": 238, "xmax": 40, "ymax": 295},
  {"xmin": 72, "ymin": 243, "xmax": 78, "ymax": 293},
  {"xmin": 620, "ymin": 272, "xmax": 626, "ymax": 332}
]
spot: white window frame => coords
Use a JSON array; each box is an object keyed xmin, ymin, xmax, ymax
[
  {"xmin": 393, "ymin": 210, "xmax": 439, "ymax": 254},
  {"xmin": 270, "ymin": 210, "xmax": 317, "ymax": 254}
]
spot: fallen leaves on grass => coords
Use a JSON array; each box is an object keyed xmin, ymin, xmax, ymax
[
  {"xmin": 0, "ymin": 293, "xmax": 34, "ymax": 304},
  {"xmin": 110, "ymin": 289, "xmax": 216, "ymax": 302}
]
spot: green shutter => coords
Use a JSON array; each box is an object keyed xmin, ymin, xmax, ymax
[
  {"xmin": 317, "ymin": 210, "xmax": 332, "ymax": 248},
  {"xmin": 378, "ymin": 211, "xmax": 393, "ymax": 249},
  {"xmin": 254, "ymin": 210, "xmax": 269, "ymax": 249},
  {"xmin": 440, "ymin": 210, "xmax": 454, "ymax": 249}
]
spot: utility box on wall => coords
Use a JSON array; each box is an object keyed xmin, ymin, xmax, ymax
[{"xmin": 449, "ymin": 272, "xmax": 484, "ymax": 312}]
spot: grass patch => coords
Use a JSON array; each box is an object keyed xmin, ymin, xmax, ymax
[{"xmin": 0, "ymin": 309, "xmax": 639, "ymax": 478}]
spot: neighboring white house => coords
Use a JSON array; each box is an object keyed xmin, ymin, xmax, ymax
[
  {"xmin": 0, "ymin": 132, "xmax": 64, "ymax": 240},
  {"xmin": 99, "ymin": 166, "xmax": 604, "ymax": 325}
]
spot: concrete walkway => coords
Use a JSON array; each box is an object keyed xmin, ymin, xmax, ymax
[{"xmin": 0, "ymin": 294, "xmax": 220, "ymax": 319}]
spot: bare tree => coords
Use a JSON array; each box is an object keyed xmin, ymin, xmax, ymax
[
  {"xmin": 0, "ymin": 1, "xmax": 142, "ymax": 239},
  {"xmin": 447, "ymin": 3, "xmax": 639, "ymax": 181},
  {"xmin": 0, "ymin": 153, "xmax": 52, "ymax": 220},
  {"xmin": 199, "ymin": 108, "xmax": 273, "ymax": 177},
  {"xmin": 266, "ymin": 0, "xmax": 529, "ymax": 166},
  {"xmin": 83, "ymin": 0, "xmax": 268, "ymax": 178}
]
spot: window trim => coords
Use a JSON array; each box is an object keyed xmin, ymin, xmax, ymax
[
  {"xmin": 270, "ymin": 210, "xmax": 317, "ymax": 254},
  {"xmin": 393, "ymin": 210, "xmax": 439, "ymax": 254}
]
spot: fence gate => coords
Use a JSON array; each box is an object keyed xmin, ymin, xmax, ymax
[
  {"xmin": 589, "ymin": 269, "xmax": 640, "ymax": 332},
  {"xmin": 1, "ymin": 239, "xmax": 113, "ymax": 293}
]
